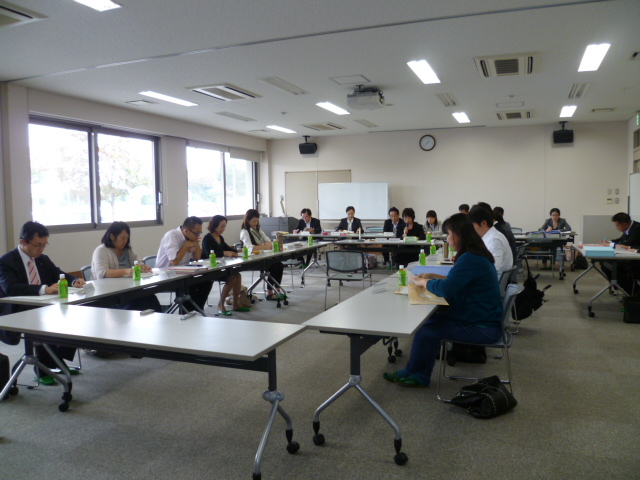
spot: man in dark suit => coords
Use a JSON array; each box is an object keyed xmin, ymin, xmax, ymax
[
  {"xmin": 600, "ymin": 212, "xmax": 640, "ymax": 294},
  {"xmin": 382, "ymin": 207, "xmax": 405, "ymax": 266},
  {"xmin": 294, "ymin": 208, "xmax": 322, "ymax": 266},
  {"xmin": 0, "ymin": 221, "xmax": 86, "ymax": 385}
]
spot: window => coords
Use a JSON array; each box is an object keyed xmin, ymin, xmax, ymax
[
  {"xmin": 187, "ymin": 144, "xmax": 257, "ymax": 217},
  {"xmin": 28, "ymin": 119, "xmax": 161, "ymax": 229}
]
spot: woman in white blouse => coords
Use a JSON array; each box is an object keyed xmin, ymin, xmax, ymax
[
  {"xmin": 91, "ymin": 221, "xmax": 161, "ymax": 312},
  {"xmin": 240, "ymin": 209, "xmax": 285, "ymax": 301}
]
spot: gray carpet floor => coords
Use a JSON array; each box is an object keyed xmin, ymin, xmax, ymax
[{"xmin": 1, "ymin": 260, "xmax": 639, "ymax": 480}]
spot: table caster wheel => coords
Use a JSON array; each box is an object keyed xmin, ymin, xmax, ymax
[
  {"xmin": 388, "ymin": 355, "xmax": 396, "ymax": 363},
  {"xmin": 286, "ymin": 441, "xmax": 300, "ymax": 454},
  {"xmin": 395, "ymin": 349, "xmax": 403, "ymax": 356},
  {"xmin": 394, "ymin": 452, "xmax": 408, "ymax": 465},
  {"xmin": 62, "ymin": 392, "xmax": 73, "ymax": 402},
  {"xmin": 284, "ymin": 300, "xmax": 289, "ymax": 306},
  {"xmin": 588, "ymin": 311, "xmax": 595, "ymax": 318},
  {"xmin": 573, "ymin": 289, "xmax": 578, "ymax": 294},
  {"xmin": 59, "ymin": 402, "xmax": 69, "ymax": 412},
  {"xmin": 252, "ymin": 473, "xmax": 261, "ymax": 480},
  {"xmin": 251, "ymin": 299, "xmax": 256, "ymax": 304},
  {"xmin": 9, "ymin": 386, "xmax": 19, "ymax": 396},
  {"xmin": 313, "ymin": 433, "xmax": 325, "ymax": 446}
]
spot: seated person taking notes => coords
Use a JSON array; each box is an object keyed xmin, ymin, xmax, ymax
[
  {"xmin": 382, "ymin": 207, "xmax": 405, "ymax": 265},
  {"xmin": 395, "ymin": 207, "xmax": 426, "ymax": 267},
  {"xmin": 91, "ymin": 221, "xmax": 162, "ymax": 312},
  {"xmin": 336, "ymin": 206, "xmax": 364, "ymax": 233},
  {"xmin": 468, "ymin": 205, "xmax": 513, "ymax": 278},
  {"xmin": 0, "ymin": 221, "xmax": 86, "ymax": 385},
  {"xmin": 240, "ymin": 209, "xmax": 285, "ymax": 301},
  {"xmin": 155, "ymin": 216, "xmax": 213, "ymax": 312},
  {"xmin": 384, "ymin": 214, "xmax": 503, "ymax": 387},
  {"xmin": 294, "ymin": 208, "xmax": 322, "ymax": 266},
  {"xmin": 599, "ymin": 212, "xmax": 640, "ymax": 294},
  {"xmin": 201, "ymin": 215, "xmax": 249, "ymax": 315},
  {"xmin": 539, "ymin": 208, "xmax": 571, "ymax": 269}
]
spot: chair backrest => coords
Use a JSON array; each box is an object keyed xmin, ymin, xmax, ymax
[
  {"xmin": 511, "ymin": 227, "xmax": 523, "ymax": 234},
  {"xmin": 80, "ymin": 265, "xmax": 93, "ymax": 281},
  {"xmin": 142, "ymin": 255, "xmax": 156, "ymax": 268},
  {"xmin": 516, "ymin": 243, "xmax": 527, "ymax": 259},
  {"xmin": 502, "ymin": 284, "xmax": 524, "ymax": 329},
  {"xmin": 325, "ymin": 250, "xmax": 366, "ymax": 274},
  {"xmin": 510, "ymin": 244, "xmax": 527, "ymax": 283},
  {"xmin": 234, "ymin": 242, "xmax": 243, "ymax": 252},
  {"xmin": 499, "ymin": 266, "xmax": 518, "ymax": 296}
]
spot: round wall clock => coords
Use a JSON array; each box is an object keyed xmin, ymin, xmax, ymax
[{"xmin": 419, "ymin": 134, "xmax": 436, "ymax": 151}]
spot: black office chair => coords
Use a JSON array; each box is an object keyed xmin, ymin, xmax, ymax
[
  {"xmin": 80, "ymin": 265, "xmax": 93, "ymax": 281},
  {"xmin": 324, "ymin": 250, "xmax": 372, "ymax": 310}
]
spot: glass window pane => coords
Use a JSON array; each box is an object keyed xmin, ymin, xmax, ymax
[
  {"xmin": 29, "ymin": 123, "xmax": 91, "ymax": 226},
  {"xmin": 97, "ymin": 133, "xmax": 156, "ymax": 223},
  {"xmin": 187, "ymin": 146, "xmax": 224, "ymax": 217},
  {"xmin": 225, "ymin": 156, "xmax": 254, "ymax": 216}
]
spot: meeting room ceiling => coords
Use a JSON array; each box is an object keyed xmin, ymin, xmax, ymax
[{"xmin": 1, "ymin": 0, "xmax": 639, "ymax": 139}]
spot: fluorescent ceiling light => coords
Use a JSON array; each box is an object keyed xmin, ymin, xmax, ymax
[
  {"xmin": 560, "ymin": 105, "xmax": 577, "ymax": 118},
  {"xmin": 266, "ymin": 125, "xmax": 297, "ymax": 134},
  {"xmin": 452, "ymin": 112, "xmax": 470, "ymax": 123},
  {"xmin": 316, "ymin": 102, "xmax": 350, "ymax": 115},
  {"xmin": 73, "ymin": 0, "xmax": 121, "ymax": 12},
  {"xmin": 407, "ymin": 60, "xmax": 441, "ymax": 84},
  {"xmin": 139, "ymin": 91, "xmax": 197, "ymax": 107},
  {"xmin": 578, "ymin": 43, "xmax": 611, "ymax": 72}
]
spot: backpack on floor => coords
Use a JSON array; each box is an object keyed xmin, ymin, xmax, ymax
[
  {"xmin": 0, "ymin": 353, "xmax": 10, "ymax": 391},
  {"xmin": 512, "ymin": 257, "xmax": 551, "ymax": 320}
]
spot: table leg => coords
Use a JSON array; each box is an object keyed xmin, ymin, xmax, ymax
[
  {"xmin": 301, "ymin": 247, "xmax": 326, "ymax": 287},
  {"xmin": 253, "ymin": 351, "xmax": 299, "ymax": 480},
  {"xmin": 311, "ymin": 335, "xmax": 408, "ymax": 466},
  {"xmin": 586, "ymin": 261, "xmax": 629, "ymax": 317}
]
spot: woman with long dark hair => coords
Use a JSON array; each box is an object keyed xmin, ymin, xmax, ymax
[
  {"xmin": 425, "ymin": 210, "xmax": 440, "ymax": 233},
  {"xmin": 202, "ymin": 215, "xmax": 250, "ymax": 315},
  {"xmin": 383, "ymin": 213, "xmax": 503, "ymax": 387},
  {"xmin": 240, "ymin": 209, "xmax": 285, "ymax": 300}
]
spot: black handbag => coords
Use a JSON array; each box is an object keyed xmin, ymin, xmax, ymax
[{"xmin": 448, "ymin": 375, "xmax": 517, "ymax": 419}]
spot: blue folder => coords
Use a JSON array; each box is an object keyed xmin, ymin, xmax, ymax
[{"xmin": 411, "ymin": 265, "xmax": 453, "ymax": 276}]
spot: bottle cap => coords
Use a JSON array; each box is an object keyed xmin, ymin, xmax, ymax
[
  {"xmin": 134, "ymin": 260, "xmax": 139, "ymax": 265},
  {"xmin": 59, "ymin": 273, "xmax": 65, "ymax": 279},
  {"xmin": 399, "ymin": 265, "xmax": 405, "ymax": 269},
  {"xmin": 420, "ymin": 249, "xmax": 424, "ymax": 253}
]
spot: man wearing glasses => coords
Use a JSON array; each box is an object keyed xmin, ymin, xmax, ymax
[
  {"xmin": 0, "ymin": 221, "xmax": 86, "ymax": 385},
  {"xmin": 155, "ymin": 216, "xmax": 212, "ymax": 312}
]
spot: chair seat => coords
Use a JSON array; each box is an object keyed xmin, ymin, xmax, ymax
[
  {"xmin": 282, "ymin": 259, "xmax": 302, "ymax": 266},
  {"xmin": 328, "ymin": 272, "xmax": 370, "ymax": 282},
  {"xmin": 443, "ymin": 331, "xmax": 513, "ymax": 351}
]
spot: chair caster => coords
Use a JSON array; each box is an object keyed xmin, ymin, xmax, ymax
[
  {"xmin": 62, "ymin": 391, "xmax": 73, "ymax": 402},
  {"xmin": 573, "ymin": 288, "xmax": 579, "ymax": 294},
  {"xmin": 395, "ymin": 348, "xmax": 403, "ymax": 356},
  {"xmin": 313, "ymin": 433, "xmax": 325, "ymax": 446},
  {"xmin": 394, "ymin": 452, "xmax": 408, "ymax": 466},
  {"xmin": 252, "ymin": 473, "xmax": 261, "ymax": 480},
  {"xmin": 283, "ymin": 300, "xmax": 289, "ymax": 306},
  {"xmin": 387, "ymin": 355, "xmax": 396, "ymax": 363},
  {"xmin": 588, "ymin": 311, "xmax": 595, "ymax": 317},
  {"xmin": 286, "ymin": 441, "xmax": 300, "ymax": 454},
  {"xmin": 58, "ymin": 402, "xmax": 69, "ymax": 412},
  {"xmin": 8, "ymin": 386, "xmax": 19, "ymax": 396}
]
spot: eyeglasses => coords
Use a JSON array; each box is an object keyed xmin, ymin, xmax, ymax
[
  {"xmin": 185, "ymin": 229, "xmax": 202, "ymax": 238},
  {"xmin": 29, "ymin": 242, "xmax": 49, "ymax": 249}
]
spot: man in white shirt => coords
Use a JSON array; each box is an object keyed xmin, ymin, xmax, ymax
[
  {"xmin": 468, "ymin": 205, "xmax": 513, "ymax": 278},
  {"xmin": 156, "ymin": 216, "xmax": 212, "ymax": 312}
]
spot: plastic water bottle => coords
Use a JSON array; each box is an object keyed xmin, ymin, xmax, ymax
[
  {"xmin": 449, "ymin": 245, "xmax": 454, "ymax": 258},
  {"xmin": 419, "ymin": 249, "xmax": 427, "ymax": 266},
  {"xmin": 308, "ymin": 235, "xmax": 314, "ymax": 246},
  {"xmin": 273, "ymin": 241, "xmax": 279, "ymax": 253},
  {"xmin": 243, "ymin": 246, "xmax": 249, "ymax": 259},
  {"xmin": 58, "ymin": 274, "xmax": 68, "ymax": 298},
  {"xmin": 209, "ymin": 250, "xmax": 217, "ymax": 267},
  {"xmin": 427, "ymin": 232, "xmax": 432, "ymax": 243},
  {"xmin": 133, "ymin": 260, "xmax": 141, "ymax": 281},
  {"xmin": 398, "ymin": 265, "xmax": 407, "ymax": 287},
  {"xmin": 430, "ymin": 241, "xmax": 437, "ymax": 256}
]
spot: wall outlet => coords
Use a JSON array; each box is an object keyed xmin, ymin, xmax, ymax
[
  {"xmin": 615, "ymin": 197, "xmax": 620, "ymax": 204},
  {"xmin": 606, "ymin": 197, "xmax": 613, "ymax": 204},
  {"xmin": 615, "ymin": 188, "xmax": 620, "ymax": 194}
]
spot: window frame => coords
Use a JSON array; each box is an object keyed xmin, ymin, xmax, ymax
[{"xmin": 29, "ymin": 116, "xmax": 163, "ymax": 233}]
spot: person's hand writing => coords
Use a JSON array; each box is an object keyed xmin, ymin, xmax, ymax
[
  {"xmin": 224, "ymin": 251, "xmax": 238, "ymax": 257},
  {"xmin": 45, "ymin": 284, "xmax": 60, "ymax": 295},
  {"xmin": 409, "ymin": 275, "xmax": 427, "ymax": 288},
  {"xmin": 73, "ymin": 278, "xmax": 87, "ymax": 287},
  {"xmin": 141, "ymin": 264, "xmax": 152, "ymax": 273}
]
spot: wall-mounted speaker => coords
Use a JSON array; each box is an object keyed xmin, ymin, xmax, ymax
[
  {"xmin": 553, "ymin": 129, "xmax": 574, "ymax": 144},
  {"xmin": 299, "ymin": 142, "xmax": 318, "ymax": 154}
]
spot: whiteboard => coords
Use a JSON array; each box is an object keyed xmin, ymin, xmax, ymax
[
  {"xmin": 318, "ymin": 182, "xmax": 388, "ymax": 220},
  {"xmin": 630, "ymin": 173, "xmax": 640, "ymax": 222}
]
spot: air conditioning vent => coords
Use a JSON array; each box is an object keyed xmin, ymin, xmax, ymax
[
  {"xmin": 126, "ymin": 100, "xmax": 156, "ymax": 106},
  {"xmin": 215, "ymin": 111, "xmax": 256, "ymax": 122},
  {"xmin": 0, "ymin": 1, "xmax": 44, "ymax": 28},
  {"xmin": 248, "ymin": 129, "xmax": 270, "ymax": 133},
  {"xmin": 475, "ymin": 53, "xmax": 538, "ymax": 78},
  {"xmin": 259, "ymin": 77, "xmax": 308, "ymax": 95},
  {"xmin": 435, "ymin": 93, "xmax": 458, "ymax": 107},
  {"xmin": 191, "ymin": 84, "xmax": 261, "ymax": 102},
  {"xmin": 591, "ymin": 108, "xmax": 615, "ymax": 113},
  {"xmin": 496, "ymin": 110, "xmax": 532, "ymax": 120},
  {"xmin": 568, "ymin": 82, "xmax": 591, "ymax": 99},
  {"xmin": 354, "ymin": 119, "xmax": 378, "ymax": 128},
  {"xmin": 302, "ymin": 123, "xmax": 345, "ymax": 131}
]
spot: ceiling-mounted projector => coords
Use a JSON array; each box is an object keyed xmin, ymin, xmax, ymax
[{"xmin": 347, "ymin": 86, "xmax": 385, "ymax": 110}]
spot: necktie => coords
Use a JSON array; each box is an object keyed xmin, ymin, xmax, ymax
[{"xmin": 28, "ymin": 258, "xmax": 41, "ymax": 285}]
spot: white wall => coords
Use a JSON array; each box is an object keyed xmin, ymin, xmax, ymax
[
  {"xmin": 1, "ymin": 85, "xmax": 266, "ymax": 271},
  {"xmin": 268, "ymin": 122, "xmax": 629, "ymax": 235}
]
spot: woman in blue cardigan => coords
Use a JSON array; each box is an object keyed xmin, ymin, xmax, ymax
[{"xmin": 383, "ymin": 213, "xmax": 503, "ymax": 387}]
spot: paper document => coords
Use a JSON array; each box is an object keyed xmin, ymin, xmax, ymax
[{"xmin": 407, "ymin": 283, "xmax": 448, "ymax": 305}]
